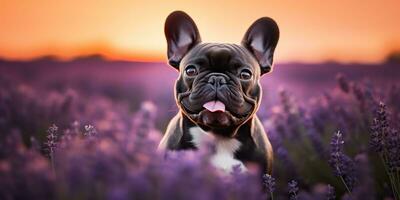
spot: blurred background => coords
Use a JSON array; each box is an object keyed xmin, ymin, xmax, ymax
[{"xmin": 1, "ymin": 1, "xmax": 400, "ymax": 199}]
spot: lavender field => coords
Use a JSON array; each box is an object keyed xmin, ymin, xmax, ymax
[{"xmin": 1, "ymin": 56, "xmax": 400, "ymax": 200}]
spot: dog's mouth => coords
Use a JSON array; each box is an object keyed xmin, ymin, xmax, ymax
[
  {"xmin": 177, "ymin": 90, "xmax": 255, "ymax": 131},
  {"xmin": 179, "ymin": 99, "xmax": 248, "ymax": 129},
  {"xmin": 202, "ymin": 100, "xmax": 226, "ymax": 112},
  {"xmin": 200, "ymin": 100, "xmax": 230, "ymax": 127}
]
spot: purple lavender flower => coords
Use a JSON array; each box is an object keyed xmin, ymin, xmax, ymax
[
  {"xmin": 263, "ymin": 174, "xmax": 275, "ymax": 199},
  {"xmin": 369, "ymin": 102, "xmax": 389, "ymax": 153},
  {"xmin": 4, "ymin": 59, "xmax": 400, "ymax": 199},
  {"xmin": 370, "ymin": 102, "xmax": 400, "ymax": 173},
  {"xmin": 44, "ymin": 124, "xmax": 58, "ymax": 173},
  {"xmin": 370, "ymin": 118, "xmax": 384, "ymax": 153},
  {"xmin": 288, "ymin": 180, "xmax": 299, "ymax": 200},
  {"xmin": 329, "ymin": 131, "xmax": 344, "ymax": 176},
  {"xmin": 328, "ymin": 131, "xmax": 356, "ymax": 193},
  {"xmin": 369, "ymin": 102, "xmax": 400, "ymax": 198},
  {"xmin": 386, "ymin": 128, "xmax": 400, "ymax": 173},
  {"xmin": 45, "ymin": 124, "xmax": 58, "ymax": 159},
  {"xmin": 84, "ymin": 124, "xmax": 97, "ymax": 137}
]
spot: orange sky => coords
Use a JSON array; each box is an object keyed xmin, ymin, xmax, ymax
[{"xmin": 1, "ymin": 0, "xmax": 400, "ymax": 63}]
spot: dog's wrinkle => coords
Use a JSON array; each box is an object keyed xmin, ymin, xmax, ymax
[
  {"xmin": 191, "ymin": 72, "xmax": 208, "ymax": 86},
  {"xmin": 193, "ymin": 90, "xmax": 215, "ymax": 101},
  {"xmin": 190, "ymin": 84, "xmax": 215, "ymax": 100},
  {"xmin": 242, "ymin": 95, "xmax": 257, "ymax": 113},
  {"xmin": 217, "ymin": 90, "xmax": 238, "ymax": 106},
  {"xmin": 225, "ymin": 74, "xmax": 242, "ymax": 88},
  {"xmin": 185, "ymin": 56, "xmax": 208, "ymax": 66},
  {"xmin": 181, "ymin": 101, "xmax": 199, "ymax": 114},
  {"xmin": 227, "ymin": 85, "xmax": 244, "ymax": 101},
  {"xmin": 177, "ymin": 91, "xmax": 191, "ymax": 102},
  {"xmin": 224, "ymin": 89, "xmax": 254, "ymax": 117},
  {"xmin": 194, "ymin": 88, "xmax": 207, "ymax": 99}
]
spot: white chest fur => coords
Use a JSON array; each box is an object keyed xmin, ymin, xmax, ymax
[{"xmin": 189, "ymin": 127, "xmax": 247, "ymax": 173}]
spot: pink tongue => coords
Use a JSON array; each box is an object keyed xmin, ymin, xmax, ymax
[{"xmin": 203, "ymin": 101, "xmax": 226, "ymax": 112}]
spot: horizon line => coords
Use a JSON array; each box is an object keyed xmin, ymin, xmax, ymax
[{"xmin": 0, "ymin": 53, "xmax": 397, "ymax": 66}]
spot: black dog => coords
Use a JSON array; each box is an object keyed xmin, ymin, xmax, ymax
[{"xmin": 158, "ymin": 11, "xmax": 279, "ymax": 174}]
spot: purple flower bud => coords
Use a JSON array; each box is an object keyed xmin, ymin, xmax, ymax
[
  {"xmin": 45, "ymin": 124, "xmax": 58, "ymax": 158},
  {"xmin": 328, "ymin": 131, "xmax": 357, "ymax": 192},
  {"xmin": 84, "ymin": 124, "xmax": 97, "ymax": 137},
  {"xmin": 262, "ymin": 174, "xmax": 275, "ymax": 195},
  {"xmin": 386, "ymin": 128, "xmax": 400, "ymax": 172},
  {"xmin": 288, "ymin": 180, "xmax": 299, "ymax": 200}
]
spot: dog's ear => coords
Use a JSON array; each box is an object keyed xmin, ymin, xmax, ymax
[
  {"xmin": 165, "ymin": 11, "xmax": 201, "ymax": 69},
  {"xmin": 242, "ymin": 17, "xmax": 279, "ymax": 75}
]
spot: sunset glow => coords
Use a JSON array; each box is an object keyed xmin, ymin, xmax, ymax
[{"xmin": 1, "ymin": 0, "xmax": 400, "ymax": 63}]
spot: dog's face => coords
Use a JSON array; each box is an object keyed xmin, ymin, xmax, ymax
[{"xmin": 165, "ymin": 11, "xmax": 279, "ymax": 137}]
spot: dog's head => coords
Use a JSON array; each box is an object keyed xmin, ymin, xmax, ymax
[{"xmin": 165, "ymin": 11, "xmax": 279, "ymax": 137}]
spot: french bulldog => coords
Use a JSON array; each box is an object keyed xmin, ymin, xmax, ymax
[{"xmin": 158, "ymin": 11, "xmax": 279, "ymax": 174}]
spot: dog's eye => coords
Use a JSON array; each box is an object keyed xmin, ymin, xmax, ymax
[
  {"xmin": 240, "ymin": 69, "xmax": 252, "ymax": 80},
  {"xmin": 185, "ymin": 65, "xmax": 198, "ymax": 76}
]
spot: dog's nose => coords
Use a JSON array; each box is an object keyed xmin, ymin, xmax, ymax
[{"xmin": 208, "ymin": 75, "xmax": 227, "ymax": 87}]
